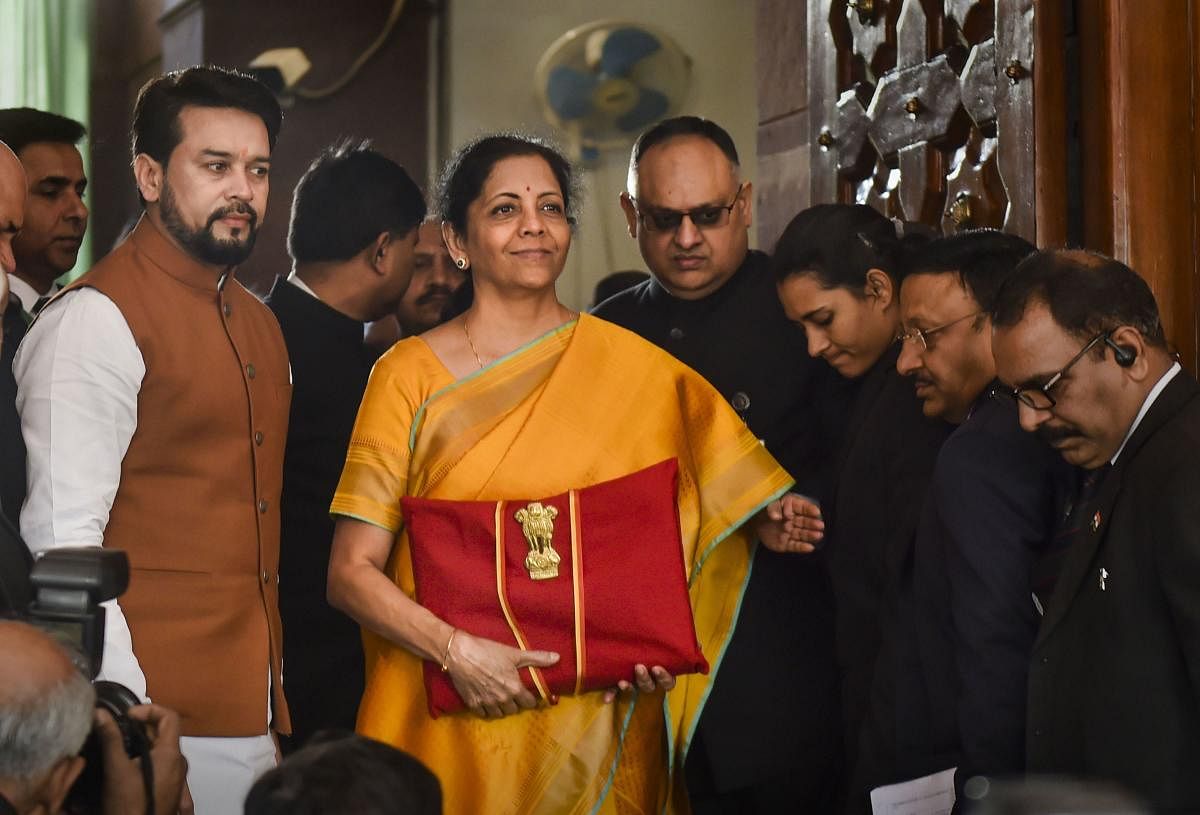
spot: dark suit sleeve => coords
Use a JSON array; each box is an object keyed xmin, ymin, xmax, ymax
[
  {"xmin": 881, "ymin": 396, "xmax": 946, "ymax": 578},
  {"xmin": 933, "ymin": 429, "xmax": 1043, "ymax": 776},
  {"xmin": 1150, "ymin": 457, "xmax": 1200, "ymax": 708}
]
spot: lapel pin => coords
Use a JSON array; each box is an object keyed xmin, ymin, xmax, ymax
[
  {"xmin": 1091, "ymin": 510, "xmax": 1102, "ymax": 532},
  {"xmin": 1100, "ymin": 568, "xmax": 1108, "ymax": 591}
]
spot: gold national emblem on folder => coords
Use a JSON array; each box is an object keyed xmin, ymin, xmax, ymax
[{"xmin": 515, "ymin": 502, "xmax": 561, "ymax": 580}]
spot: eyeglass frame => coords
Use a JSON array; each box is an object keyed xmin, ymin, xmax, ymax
[
  {"xmin": 629, "ymin": 183, "xmax": 746, "ymax": 233},
  {"xmin": 994, "ymin": 330, "xmax": 1111, "ymax": 410},
  {"xmin": 896, "ymin": 310, "xmax": 983, "ymax": 351}
]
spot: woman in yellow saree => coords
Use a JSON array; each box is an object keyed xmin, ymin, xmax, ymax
[{"xmin": 327, "ymin": 134, "xmax": 822, "ymax": 814}]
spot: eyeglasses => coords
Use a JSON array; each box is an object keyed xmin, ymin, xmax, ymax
[
  {"xmin": 632, "ymin": 184, "xmax": 745, "ymax": 233},
  {"xmin": 995, "ymin": 330, "xmax": 1110, "ymax": 410},
  {"xmin": 896, "ymin": 310, "xmax": 982, "ymax": 351}
]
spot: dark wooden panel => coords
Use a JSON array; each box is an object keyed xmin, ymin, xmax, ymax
[
  {"xmin": 757, "ymin": 0, "xmax": 809, "ymax": 123},
  {"xmin": 804, "ymin": 0, "xmax": 1061, "ymax": 245},
  {"xmin": 1032, "ymin": 0, "xmax": 1067, "ymax": 247},
  {"xmin": 199, "ymin": 0, "xmax": 433, "ymax": 294},
  {"xmin": 89, "ymin": 0, "xmax": 167, "ymax": 257},
  {"xmin": 1076, "ymin": 0, "xmax": 1198, "ymax": 368},
  {"xmin": 995, "ymin": 0, "xmax": 1035, "ymax": 240},
  {"xmin": 757, "ymin": 110, "xmax": 811, "ymax": 249},
  {"xmin": 809, "ymin": 0, "xmax": 842, "ymax": 205}
]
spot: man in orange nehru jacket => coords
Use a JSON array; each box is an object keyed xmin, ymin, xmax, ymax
[{"xmin": 15, "ymin": 66, "xmax": 290, "ymax": 814}]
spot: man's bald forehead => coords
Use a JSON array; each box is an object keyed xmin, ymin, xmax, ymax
[
  {"xmin": 627, "ymin": 134, "xmax": 740, "ymax": 197},
  {"xmin": 0, "ymin": 621, "xmax": 78, "ymax": 703},
  {"xmin": 0, "ymin": 140, "xmax": 24, "ymax": 186}
]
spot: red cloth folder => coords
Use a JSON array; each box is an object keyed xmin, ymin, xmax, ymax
[{"xmin": 402, "ymin": 458, "xmax": 708, "ymax": 717}]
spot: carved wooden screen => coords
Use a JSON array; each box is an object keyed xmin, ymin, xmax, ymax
[{"xmin": 807, "ymin": 0, "xmax": 1036, "ymax": 240}]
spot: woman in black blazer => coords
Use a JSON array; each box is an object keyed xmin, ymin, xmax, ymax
[{"xmin": 773, "ymin": 205, "xmax": 952, "ymax": 814}]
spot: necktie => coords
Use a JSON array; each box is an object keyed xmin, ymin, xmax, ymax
[
  {"xmin": 31, "ymin": 295, "xmax": 50, "ymax": 315},
  {"xmin": 4, "ymin": 299, "xmax": 28, "ymax": 347},
  {"xmin": 1033, "ymin": 464, "xmax": 1111, "ymax": 612}
]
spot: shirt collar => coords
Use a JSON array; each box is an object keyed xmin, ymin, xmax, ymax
[
  {"xmin": 1110, "ymin": 361, "xmax": 1182, "ymax": 465},
  {"xmin": 8, "ymin": 274, "xmax": 58, "ymax": 313},
  {"xmin": 286, "ymin": 271, "xmax": 321, "ymax": 301}
]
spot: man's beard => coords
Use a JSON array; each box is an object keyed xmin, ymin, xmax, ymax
[{"xmin": 160, "ymin": 180, "xmax": 258, "ymax": 267}]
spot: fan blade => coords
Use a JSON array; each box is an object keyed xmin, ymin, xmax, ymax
[
  {"xmin": 617, "ymin": 88, "xmax": 670, "ymax": 133},
  {"xmin": 600, "ymin": 28, "xmax": 662, "ymax": 77},
  {"xmin": 546, "ymin": 66, "xmax": 599, "ymax": 121}
]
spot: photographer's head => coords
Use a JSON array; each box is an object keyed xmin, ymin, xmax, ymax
[{"xmin": 0, "ymin": 621, "xmax": 94, "ymax": 815}]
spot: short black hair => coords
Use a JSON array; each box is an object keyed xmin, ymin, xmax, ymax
[
  {"xmin": 0, "ymin": 108, "xmax": 86, "ymax": 155},
  {"xmin": 631, "ymin": 116, "xmax": 739, "ymax": 168},
  {"xmin": 771, "ymin": 203, "xmax": 928, "ymax": 294},
  {"xmin": 436, "ymin": 132, "xmax": 578, "ymax": 237},
  {"xmin": 906, "ymin": 229, "xmax": 1035, "ymax": 313},
  {"xmin": 991, "ymin": 249, "xmax": 1167, "ymax": 347},
  {"xmin": 287, "ymin": 139, "xmax": 426, "ymax": 264},
  {"xmin": 243, "ymin": 733, "xmax": 442, "ymax": 815},
  {"xmin": 131, "ymin": 65, "xmax": 282, "ymax": 168}
]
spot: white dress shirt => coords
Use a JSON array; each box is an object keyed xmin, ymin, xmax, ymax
[{"xmin": 14, "ymin": 287, "xmax": 149, "ymax": 696}]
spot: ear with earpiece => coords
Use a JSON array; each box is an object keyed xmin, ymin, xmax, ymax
[{"xmin": 1105, "ymin": 335, "xmax": 1137, "ymax": 367}]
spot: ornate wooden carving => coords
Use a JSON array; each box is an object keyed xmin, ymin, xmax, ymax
[{"xmin": 808, "ymin": 0, "xmax": 1041, "ymax": 241}]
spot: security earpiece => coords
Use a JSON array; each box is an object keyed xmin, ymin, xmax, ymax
[{"xmin": 1105, "ymin": 336, "xmax": 1137, "ymax": 368}]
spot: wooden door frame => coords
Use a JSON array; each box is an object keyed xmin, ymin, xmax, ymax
[{"xmin": 1076, "ymin": 0, "xmax": 1199, "ymax": 371}]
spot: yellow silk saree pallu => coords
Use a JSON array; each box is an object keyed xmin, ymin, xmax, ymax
[{"xmin": 330, "ymin": 314, "xmax": 793, "ymax": 814}]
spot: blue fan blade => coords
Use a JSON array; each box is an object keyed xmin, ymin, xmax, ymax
[
  {"xmin": 600, "ymin": 28, "xmax": 661, "ymax": 77},
  {"xmin": 617, "ymin": 88, "xmax": 670, "ymax": 132},
  {"xmin": 546, "ymin": 66, "xmax": 598, "ymax": 121}
]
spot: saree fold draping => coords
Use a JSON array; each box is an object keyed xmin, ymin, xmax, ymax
[{"xmin": 330, "ymin": 314, "xmax": 793, "ymax": 814}]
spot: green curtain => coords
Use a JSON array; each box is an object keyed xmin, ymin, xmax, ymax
[{"xmin": 0, "ymin": 0, "xmax": 92, "ymax": 279}]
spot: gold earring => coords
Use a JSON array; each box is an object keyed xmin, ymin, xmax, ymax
[{"xmin": 456, "ymin": 257, "xmax": 468, "ymax": 270}]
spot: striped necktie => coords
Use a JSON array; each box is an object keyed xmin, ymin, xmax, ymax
[{"xmin": 22, "ymin": 295, "xmax": 51, "ymax": 326}]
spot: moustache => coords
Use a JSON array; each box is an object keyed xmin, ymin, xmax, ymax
[
  {"xmin": 1036, "ymin": 424, "xmax": 1078, "ymax": 445},
  {"xmin": 206, "ymin": 203, "xmax": 258, "ymax": 231},
  {"xmin": 416, "ymin": 285, "xmax": 455, "ymax": 306}
]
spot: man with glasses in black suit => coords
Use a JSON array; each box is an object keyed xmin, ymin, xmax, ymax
[
  {"xmin": 891, "ymin": 231, "xmax": 1072, "ymax": 802},
  {"xmin": 592, "ymin": 116, "xmax": 847, "ymax": 813},
  {"xmin": 991, "ymin": 249, "xmax": 1200, "ymax": 812}
]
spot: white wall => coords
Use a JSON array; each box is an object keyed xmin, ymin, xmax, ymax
[{"xmin": 444, "ymin": 0, "xmax": 757, "ymax": 310}]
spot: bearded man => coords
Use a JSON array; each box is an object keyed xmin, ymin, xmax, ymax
[{"xmin": 15, "ymin": 66, "xmax": 289, "ymax": 815}]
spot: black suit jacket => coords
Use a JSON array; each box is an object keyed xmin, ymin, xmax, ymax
[
  {"xmin": 266, "ymin": 277, "xmax": 376, "ymax": 750},
  {"xmin": 1027, "ymin": 370, "xmax": 1200, "ymax": 812},
  {"xmin": 1, "ymin": 300, "xmax": 27, "ymax": 527},
  {"xmin": 894, "ymin": 390, "xmax": 1073, "ymax": 793},
  {"xmin": 0, "ymin": 512, "xmax": 31, "ymax": 615},
  {"xmin": 828, "ymin": 347, "xmax": 952, "ymax": 812},
  {"xmin": 593, "ymin": 250, "xmax": 851, "ymax": 794}
]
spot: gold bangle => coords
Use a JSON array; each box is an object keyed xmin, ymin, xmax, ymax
[{"xmin": 440, "ymin": 628, "xmax": 458, "ymax": 673}]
